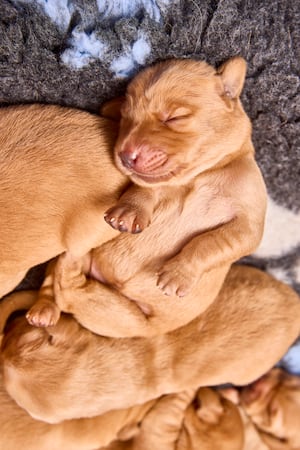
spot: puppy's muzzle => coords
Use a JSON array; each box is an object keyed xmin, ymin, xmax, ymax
[{"xmin": 119, "ymin": 146, "xmax": 168, "ymax": 174}]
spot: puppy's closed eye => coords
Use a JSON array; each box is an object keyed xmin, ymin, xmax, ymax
[{"xmin": 160, "ymin": 107, "xmax": 192, "ymax": 124}]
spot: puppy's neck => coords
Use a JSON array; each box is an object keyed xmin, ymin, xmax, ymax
[{"xmin": 202, "ymin": 140, "xmax": 254, "ymax": 174}]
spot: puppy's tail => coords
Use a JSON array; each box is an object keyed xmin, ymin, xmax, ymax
[{"xmin": 0, "ymin": 290, "xmax": 37, "ymax": 335}]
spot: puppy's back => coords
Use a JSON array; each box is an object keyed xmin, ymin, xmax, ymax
[{"xmin": 0, "ymin": 104, "xmax": 125, "ymax": 272}]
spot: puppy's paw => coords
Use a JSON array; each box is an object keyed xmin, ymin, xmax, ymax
[
  {"xmin": 104, "ymin": 204, "xmax": 150, "ymax": 233},
  {"xmin": 157, "ymin": 260, "xmax": 197, "ymax": 297},
  {"xmin": 26, "ymin": 300, "xmax": 60, "ymax": 328}
]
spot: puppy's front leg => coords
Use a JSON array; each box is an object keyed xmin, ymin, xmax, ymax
[
  {"xmin": 26, "ymin": 259, "xmax": 61, "ymax": 327},
  {"xmin": 104, "ymin": 184, "xmax": 158, "ymax": 233},
  {"xmin": 158, "ymin": 214, "xmax": 263, "ymax": 297}
]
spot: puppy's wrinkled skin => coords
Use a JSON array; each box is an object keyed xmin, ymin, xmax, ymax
[
  {"xmin": 2, "ymin": 265, "xmax": 299, "ymax": 424},
  {"xmin": 31, "ymin": 57, "xmax": 267, "ymax": 338},
  {"xmin": 0, "ymin": 104, "xmax": 124, "ymax": 298},
  {"xmin": 240, "ymin": 368, "xmax": 300, "ymax": 449}
]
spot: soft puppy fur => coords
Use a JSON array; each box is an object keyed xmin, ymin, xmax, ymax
[
  {"xmin": 101, "ymin": 56, "xmax": 266, "ymax": 296},
  {"xmin": 240, "ymin": 368, "xmax": 300, "ymax": 449},
  {"xmin": 2, "ymin": 265, "xmax": 299, "ymax": 424},
  {"xmin": 0, "ymin": 104, "xmax": 124, "ymax": 298},
  {"xmin": 29, "ymin": 56, "xmax": 267, "ymax": 339},
  {"xmin": 0, "ymin": 372, "xmax": 155, "ymax": 450},
  {"xmin": 0, "ymin": 291, "xmax": 156, "ymax": 450}
]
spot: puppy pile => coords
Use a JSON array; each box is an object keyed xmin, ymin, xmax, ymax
[{"xmin": 0, "ymin": 57, "xmax": 299, "ymax": 449}]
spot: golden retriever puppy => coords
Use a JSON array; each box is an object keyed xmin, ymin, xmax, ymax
[
  {"xmin": 2, "ymin": 265, "xmax": 300, "ymax": 424},
  {"xmin": 0, "ymin": 290, "xmax": 156, "ymax": 450},
  {"xmin": 0, "ymin": 104, "xmax": 124, "ymax": 298},
  {"xmin": 29, "ymin": 56, "xmax": 267, "ymax": 339},
  {"xmin": 240, "ymin": 368, "xmax": 300, "ymax": 449},
  {"xmin": 101, "ymin": 56, "xmax": 266, "ymax": 297}
]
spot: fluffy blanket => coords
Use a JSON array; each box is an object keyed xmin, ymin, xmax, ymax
[{"xmin": 0, "ymin": 0, "xmax": 299, "ymax": 367}]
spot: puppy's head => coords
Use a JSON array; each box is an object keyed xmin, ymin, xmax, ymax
[
  {"xmin": 240, "ymin": 368, "xmax": 300, "ymax": 448},
  {"xmin": 178, "ymin": 387, "xmax": 244, "ymax": 450},
  {"xmin": 1, "ymin": 314, "xmax": 89, "ymax": 423},
  {"xmin": 103, "ymin": 57, "xmax": 251, "ymax": 187}
]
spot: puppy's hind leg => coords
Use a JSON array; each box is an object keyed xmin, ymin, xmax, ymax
[{"xmin": 26, "ymin": 259, "xmax": 61, "ymax": 327}]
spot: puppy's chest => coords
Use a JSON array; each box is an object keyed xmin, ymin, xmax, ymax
[
  {"xmin": 155, "ymin": 182, "xmax": 233, "ymax": 231},
  {"xmin": 98, "ymin": 181, "xmax": 235, "ymax": 281}
]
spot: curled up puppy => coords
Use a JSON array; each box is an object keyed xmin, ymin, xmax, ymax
[
  {"xmin": 0, "ymin": 291, "xmax": 158, "ymax": 450},
  {"xmin": 2, "ymin": 265, "xmax": 300, "ymax": 423},
  {"xmin": 28, "ymin": 56, "xmax": 267, "ymax": 338}
]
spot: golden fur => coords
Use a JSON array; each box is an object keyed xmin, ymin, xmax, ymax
[
  {"xmin": 0, "ymin": 104, "xmax": 124, "ymax": 297},
  {"xmin": 1, "ymin": 265, "xmax": 299, "ymax": 424},
  {"xmin": 240, "ymin": 368, "xmax": 300, "ymax": 449},
  {"xmin": 105, "ymin": 388, "xmax": 244, "ymax": 450},
  {"xmin": 0, "ymin": 371, "xmax": 155, "ymax": 450},
  {"xmin": 219, "ymin": 387, "xmax": 270, "ymax": 450},
  {"xmin": 28, "ymin": 57, "xmax": 267, "ymax": 339}
]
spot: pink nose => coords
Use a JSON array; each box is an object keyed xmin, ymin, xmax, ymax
[{"xmin": 119, "ymin": 149, "xmax": 138, "ymax": 169}]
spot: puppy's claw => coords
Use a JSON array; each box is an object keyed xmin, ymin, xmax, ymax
[
  {"xmin": 157, "ymin": 262, "xmax": 196, "ymax": 297},
  {"xmin": 133, "ymin": 223, "xmax": 142, "ymax": 234},
  {"xmin": 104, "ymin": 204, "xmax": 150, "ymax": 233}
]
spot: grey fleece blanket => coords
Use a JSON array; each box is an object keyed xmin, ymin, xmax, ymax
[{"xmin": 0, "ymin": 0, "xmax": 299, "ymax": 368}]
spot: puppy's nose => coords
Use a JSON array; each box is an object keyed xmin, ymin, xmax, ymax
[{"xmin": 119, "ymin": 149, "xmax": 138, "ymax": 169}]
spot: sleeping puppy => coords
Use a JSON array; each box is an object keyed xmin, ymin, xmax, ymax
[
  {"xmin": 101, "ymin": 56, "xmax": 266, "ymax": 297},
  {"xmin": 0, "ymin": 101, "xmax": 225, "ymax": 337},
  {"xmin": 0, "ymin": 104, "xmax": 124, "ymax": 298},
  {"xmin": 0, "ymin": 290, "xmax": 157, "ymax": 450},
  {"xmin": 240, "ymin": 368, "xmax": 300, "ymax": 449},
  {"xmin": 29, "ymin": 56, "xmax": 267, "ymax": 338},
  {"xmin": 2, "ymin": 265, "xmax": 300, "ymax": 424},
  {"xmin": 105, "ymin": 388, "xmax": 244, "ymax": 450}
]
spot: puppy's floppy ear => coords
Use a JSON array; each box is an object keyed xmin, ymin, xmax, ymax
[
  {"xmin": 217, "ymin": 56, "xmax": 247, "ymax": 99},
  {"xmin": 100, "ymin": 96, "xmax": 125, "ymax": 121}
]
